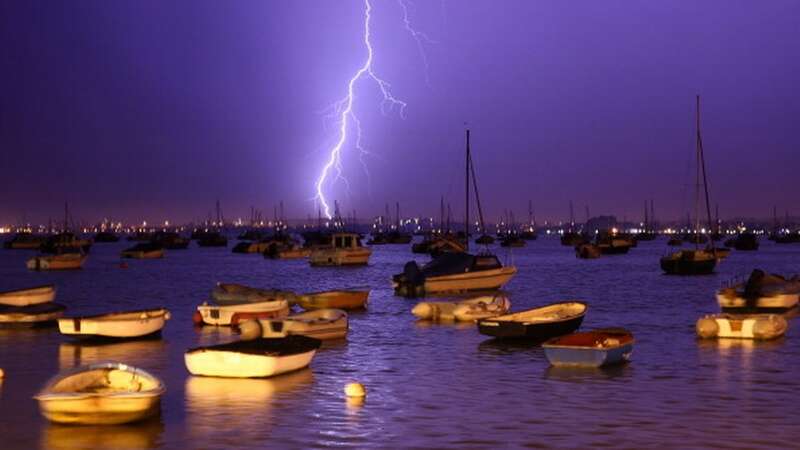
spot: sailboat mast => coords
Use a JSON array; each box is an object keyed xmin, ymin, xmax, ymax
[
  {"xmin": 696, "ymin": 95, "xmax": 715, "ymax": 251},
  {"xmin": 465, "ymin": 129, "xmax": 470, "ymax": 252}
]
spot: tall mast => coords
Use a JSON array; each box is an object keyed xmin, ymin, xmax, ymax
[
  {"xmin": 697, "ymin": 95, "xmax": 715, "ymax": 251},
  {"xmin": 64, "ymin": 201, "xmax": 68, "ymax": 232},
  {"xmin": 465, "ymin": 129, "xmax": 470, "ymax": 251},
  {"xmin": 439, "ymin": 196, "xmax": 444, "ymax": 233},
  {"xmin": 396, "ymin": 202, "xmax": 400, "ymax": 230},
  {"xmin": 569, "ymin": 201, "xmax": 575, "ymax": 230}
]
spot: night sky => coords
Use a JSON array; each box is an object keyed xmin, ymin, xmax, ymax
[{"xmin": 2, "ymin": 1, "xmax": 798, "ymax": 225}]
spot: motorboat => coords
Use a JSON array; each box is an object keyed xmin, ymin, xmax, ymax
[
  {"xmin": 411, "ymin": 294, "xmax": 510, "ymax": 321},
  {"xmin": 0, "ymin": 302, "xmax": 66, "ymax": 326},
  {"xmin": 184, "ymin": 336, "xmax": 321, "ymax": 378},
  {"xmin": 716, "ymin": 269, "xmax": 800, "ymax": 313},
  {"xmin": 121, "ymin": 243, "xmax": 164, "ymax": 259},
  {"xmin": 499, "ymin": 234, "xmax": 525, "ymax": 248},
  {"xmin": 197, "ymin": 231, "xmax": 228, "ymax": 247},
  {"xmin": 34, "ymin": 362, "xmax": 165, "ymax": 425},
  {"xmin": 211, "ymin": 283, "xmax": 295, "ymax": 305},
  {"xmin": 696, "ymin": 314, "xmax": 787, "ymax": 340},
  {"xmin": 41, "ymin": 232, "xmax": 92, "ymax": 254},
  {"xmin": 393, "ymin": 252, "xmax": 516, "ymax": 297},
  {"xmin": 238, "ymin": 309, "xmax": 348, "ymax": 340},
  {"xmin": 477, "ymin": 301, "xmax": 587, "ymax": 340},
  {"xmin": 195, "ymin": 299, "xmax": 290, "ymax": 326},
  {"xmin": 542, "ymin": 328, "xmax": 634, "ymax": 368},
  {"xmin": 309, "ymin": 233, "xmax": 371, "ymax": 266},
  {"xmin": 0, "ymin": 284, "xmax": 56, "ymax": 307},
  {"xmin": 294, "ymin": 289, "xmax": 369, "ymax": 311},
  {"xmin": 27, "ymin": 251, "xmax": 88, "ymax": 270},
  {"xmin": 58, "ymin": 308, "xmax": 171, "ymax": 339}
]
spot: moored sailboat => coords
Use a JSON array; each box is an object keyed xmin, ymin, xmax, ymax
[
  {"xmin": 393, "ymin": 129, "xmax": 517, "ymax": 297},
  {"xmin": 661, "ymin": 96, "xmax": 718, "ymax": 275}
]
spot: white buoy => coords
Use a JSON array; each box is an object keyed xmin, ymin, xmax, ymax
[
  {"xmin": 237, "ymin": 319, "xmax": 263, "ymax": 341},
  {"xmin": 345, "ymin": 382, "xmax": 366, "ymax": 398}
]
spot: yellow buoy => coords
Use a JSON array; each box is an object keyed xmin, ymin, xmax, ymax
[{"xmin": 344, "ymin": 382, "xmax": 366, "ymax": 398}]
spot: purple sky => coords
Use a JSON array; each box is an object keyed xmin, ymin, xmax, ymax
[{"xmin": 1, "ymin": 1, "xmax": 798, "ymax": 225}]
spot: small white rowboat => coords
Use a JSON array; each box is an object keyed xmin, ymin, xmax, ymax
[
  {"xmin": 0, "ymin": 302, "xmax": 66, "ymax": 326},
  {"xmin": 195, "ymin": 300, "xmax": 289, "ymax": 326},
  {"xmin": 184, "ymin": 336, "xmax": 321, "ymax": 378},
  {"xmin": 412, "ymin": 294, "xmax": 511, "ymax": 322},
  {"xmin": 0, "ymin": 284, "xmax": 56, "ymax": 306},
  {"xmin": 34, "ymin": 362, "xmax": 165, "ymax": 425},
  {"xmin": 58, "ymin": 308, "xmax": 171, "ymax": 339},
  {"xmin": 238, "ymin": 309, "xmax": 348, "ymax": 341},
  {"xmin": 696, "ymin": 314, "xmax": 788, "ymax": 340}
]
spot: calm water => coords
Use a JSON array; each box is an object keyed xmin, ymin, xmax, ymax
[{"xmin": 1, "ymin": 237, "xmax": 798, "ymax": 449}]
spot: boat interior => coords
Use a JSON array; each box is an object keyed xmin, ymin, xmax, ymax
[
  {"xmin": 548, "ymin": 330, "xmax": 633, "ymax": 348},
  {"xmin": 490, "ymin": 302, "xmax": 586, "ymax": 323},
  {"xmin": 47, "ymin": 367, "xmax": 160, "ymax": 395}
]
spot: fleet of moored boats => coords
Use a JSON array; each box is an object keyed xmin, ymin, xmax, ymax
[{"xmin": 1, "ymin": 123, "xmax": 798, "ymax": 426}]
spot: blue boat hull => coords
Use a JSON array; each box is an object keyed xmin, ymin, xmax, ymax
[{"xmin": 543, "ymin": 343, "xmax": 633, "ymax": 367}]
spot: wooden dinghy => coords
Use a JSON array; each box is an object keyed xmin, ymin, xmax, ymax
[
  {"xmin": 58, "ymin": 308, "xmax": 171, "ymax": 339},
  {"xmin": 0, "ymin": 302, "xmax": 66, "ymax": 327},
  {"xmin": 211, "ymin": 282, "xmax": 295, "ymax": 305},
  {"xmin": 195, "ymin": 299, "xmax": 289, "ymax": 326},
  {"xmin": 294, "ymin": 289, "xmax": 369, "ymax": 311},
  {"xmin": 696, "ymin": 314, "xmax": 788, "ymax": 340},
  {"xmin": 238, "ymin": 309, "xmax": 348, "ymax": 341},
  {"xmin": 543, "ymin": 328, "xmax": 634, "ymax": 367},
  {"xmin": 184, "ymin": 336, "xmax": 321, "ymax": 378},
  {"xmin": 35, "ymin": 362, "xmax": 165, "ymax": 425},
  {"xmin": 477, "ymin": 301, "xmax": 587, "ymax": 340},
  {"xmin": 412, "ymin": 295, "xmax": 511, "ymax": 321},
  {"xmin": 121, "ymin": 243, "xmax": 165, "ymax": 259},
  {"xmin": 27, "ymin": 253, "xmax": 87, "ymax": 270},
  {"xmin": 0, "ymin": 284, "xmax": 56, "ymax": 306}
]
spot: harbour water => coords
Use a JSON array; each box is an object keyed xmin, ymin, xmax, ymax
[{"xmin": 1, "ymin": 238, "xmax": 798, "ymax": 449}]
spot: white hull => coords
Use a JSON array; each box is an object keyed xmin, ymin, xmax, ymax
[
  {"xmin": 197, "ymin": 300, "xmax": 289, "ymax": 326},
  {"xmin": 35, "ymin": 363, "xmax": 165, "ymax": 425},
  {"xmin": 696, "ymin": 314, "xmax": 787, "ymax": 340},
  {"xmin": 58, "ymin": 308, "xmax": 170, "ymax": 338},
  {"xmin": 185, "ymin": 348, "xmax": 316, "ymax": 378},
  {"xmin": 396, "ymin": 267, "xmax": 517, "ymax": 294},
  {"xmin": 412, "ymin": 295, "xmax": 511, "ymax": 321},
  {"xmin": 0, "ymin": 304, "xmax": 65, "ymax": 325},
  {"xmin": 0, "ymin": 285, "xmax": 56, "ymax": 306},
  {"xmin": 716, "ymin": 292, "xmax": 799, "ymax": 311},
  {"xmin": 243, "ymin": 309, "xmax": 348, "ymax": 340}
]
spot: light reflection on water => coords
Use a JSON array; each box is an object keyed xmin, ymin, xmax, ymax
[{"xmin": 0, "ymin": 238, "xmax": 798, "ymax": 448}]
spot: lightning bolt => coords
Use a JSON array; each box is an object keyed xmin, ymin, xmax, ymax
[{"xmin": 314, "ymin": 0, "xmax": 431, "ymax": 219}]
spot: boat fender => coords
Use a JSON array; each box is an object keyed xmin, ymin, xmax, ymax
[
  {"xmin": 192, "ymin": 311, "xmax": 203, "ymax": 325},
  {"xmin": 411, "ymin": 303, "xmax": 433, "ymax": 319},
  {"xmin": 345, "ymin": 382, "xmax": 366, "ymax": 398},
  {"xmin": 237, "ymin": 319, "xmax": 263, "ymax": 340},
  {"xmin": 753, "ymin": 316, "xmax": 786, "ymax": 340},
  {"xmin": 696, "ymin": 317, "xmax": 719, "ymax": 338},
  {"xmin": 164, "ymin": 311, "xmax": 171, "ymax": 321}
]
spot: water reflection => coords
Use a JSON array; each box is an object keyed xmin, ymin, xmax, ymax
[
  {"xmin": 185, "ymin": 369, "xmax": 314, "ymax": 443},
  {"xmin": 413, "ymin": 320, "xmax": 474, "ymax": 330},
  {"xmin": 41, "ymin": 419, "xmax": 164, "ymax": 450},
  {"xmin": 58, "ymin": 339, "xmax": 167, "ymax": 369},
  {"xmin": 543, "ymin": 363, "xmax": 632, "ymax": 382},
  {"xmin": 192, "ymin": 324, "xmax": 236, "ymax": 346}
]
